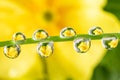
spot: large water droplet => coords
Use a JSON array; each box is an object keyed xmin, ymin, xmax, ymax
[
  {"xmin": 37, "ymin": 42, "xmax": 54, "ymax": 57},
  {"xmin": 12, "ymin": 32, "xmax": 26, "ymax": 42},
  {"xmin": 4, "ymin": 44, "xmax": 21, "ymax": 59},
  {"xmin": 88, "ymin": 26, "xmax": 103, "ymax": 35},
  {"xmin": 32, "ymin": 30, "xmax": 49, "ymax": 40},
  {"xmin": 73, "ymin": 38, "xmax": 91, "ymax": 53},
  {"xmin": 102, "ymin": 35, "xmax": 118, "ymax": 50},
  {"xmin": 60, "ymin": 27, "xmax": 76, "ymax": 38}
]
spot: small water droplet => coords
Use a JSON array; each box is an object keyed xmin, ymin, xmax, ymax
[
  {"xmin": 32, "ymin": 30, "xmax": 49, "ymax": 40},
  {"xmin": 73, "ymin": 38, "xmax": 91, "ymax": 53},
  {"xmin": 88, "ymin": 26, "xmax": 103, "ymax": 35},
  {"xmin": 60, "ymin": 27, "xmax": 76, "ymax": 38},
  {"xmin": 102, "ymin": 35, "xmax": 118, "ymax": 50},
  {"xmin": 12, "ymin": 32, "xmax": 26, "ymax": 41},
  {"xmin": 37, "ymin": 42, "xmax": 54, "ymax": 57},
  {"xmin": 4, "ymin": 44, "xmax": 21, "ymax": 59}
]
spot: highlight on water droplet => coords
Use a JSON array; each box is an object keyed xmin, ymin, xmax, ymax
[
  {"xmin": 32, "ymin": 29, "xmax": 49, "ymax": 40},
  {"xmin": 60, "ymin": 27, "xmax": 76, "ymax": 38},
  {"xmin": 37, "ymin": 42, "xmax": 54, "ymax": 58},
  {"xmin": 4, "ymin": 44, "xmax": 21, "ymax": 59},
  {"xmin": 102, "ymin": 35, "xmax": 119, "ymax": 50},
  {"xmin": 73, "ymin": 38, "xmax": 91, "ymax": 53},
  {"xmin": 88, "ymin": 26, "xmax": 103, "ymax": 35},
  {"xmin": 12, "ymin": 32, "xmax": 26, "ymax": 42}
]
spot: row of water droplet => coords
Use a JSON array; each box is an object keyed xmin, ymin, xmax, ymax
[{"xmin": 3, "ymin": 26, "xmax": 119, "ymax": 59}]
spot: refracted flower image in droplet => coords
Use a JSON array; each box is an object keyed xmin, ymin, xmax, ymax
[
  {"xmin": 60, "ymin": 27, "xmax": 76, "ymax": 38},
  {"xmin": 32, "ymin": 29, "xmax": 49, "ymax": 40},
  {"xmin": 102, "ymin": 35, "xmax": 119, "ymax": 50},
  {"xmin": 88, "ymin": 26, "xmax": 103, "ymax": 35},
  {"xmin": 12, "ymin": 32, "xmax": 26, "ymax": 42},
  {"xmin": 73, "ymin": 38, "xmax": 91, "ymax": 53},
  {"xmin": 3, "ymin": 44, "xmax": 21, "ymax": 59},
  {"xmin": 37, "ymin": 42, "xmax": 54, "ymax": 58}
]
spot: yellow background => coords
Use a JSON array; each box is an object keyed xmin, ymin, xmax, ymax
[{"xmin": 0, "ymin": 0, "xmax": 120, "ymax": 80}]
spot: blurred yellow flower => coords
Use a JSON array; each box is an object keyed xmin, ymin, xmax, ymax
[{"xmin": 0, "ymin": 0, "xmax": 120, "ymax": 80}]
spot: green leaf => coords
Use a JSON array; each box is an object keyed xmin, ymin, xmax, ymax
[
  {"xmin": 91, "ymin": 42, "xmax": 120, "ymax": 80},
  {"xmin": 104, "ymin": 0, "xmax": 120, "ymax": 20}
]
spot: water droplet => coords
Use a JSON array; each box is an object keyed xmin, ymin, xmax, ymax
[
  {"xmin": 88, "ymin": 26, "xmax": 103, "ymax": 35},
  {"xmin": 4, "ymin": 44, "xmax": 21, "ymax": 59},
  {"xmin": 12, "ymin": 32, "xmax": 26, "ymax": 41},
  {"xmin": 73, "ymin": 38, "xmax": 91, "ymax": 53},
  {"xmin": 32, "ymin": 30, "xmax": 49, "ymax": 40},
  {"xmin": 37, "ymin": 42, "xmax": 54, "ymax": 57},
  {"xmin": 102, "ymin": 35, "xmax": 118, "ymax": 50},
  {"xmin": 60, "ymin": 27, "xmax": 76, "ymax": 38}
]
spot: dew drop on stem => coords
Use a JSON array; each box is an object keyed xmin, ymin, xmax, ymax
[
  {"xmin": 4, "ymin": 44, "xmax": 21, "ymax": 59},
  {"xmin": 60, "ymin": 27, "xmax": 76, "ymax": 38},
  {"xmin": 37, "ymin": 42, "xmax": 54, "ymax": 58},
  {"xmin": 73, "ymin": 38, "xmax": 91, "ymax": 53},
  {"xmin": 32, "ymin": 29, "xmax": 49, "ymax": 40}
]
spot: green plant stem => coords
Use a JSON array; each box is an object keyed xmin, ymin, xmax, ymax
[{"xmin": 0, "ymin": 33, "xmax": 120, "ymax": 47}]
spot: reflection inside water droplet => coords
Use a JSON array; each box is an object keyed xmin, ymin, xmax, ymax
[
  {"xmin": 37, "ymin": 42, "xmax": 54, "ymax": 57},
  {"xmin": 60, "ymin": 27, "xmax": 76, "ymax": 38},
  {"xmin": 88, "ymin": 26, "xmax": 103, "ymax": 35},
  {"xmin": 74, "ymin": 38, "xmax": 91, "ymax": 53},
  {"xmin": 4, "ymin": 44, "xmax": 21, "ymax": 59},
  {"xmin": 102, "ymin": 35, "xmax": 118, "ymax": 50},
  {"xmin": 32, "ymin": 30, "xmax": 49, "ymax": 40},
  {"xmin": 12, "ymin": 32, "xmax": 26, "ymax": 42}
]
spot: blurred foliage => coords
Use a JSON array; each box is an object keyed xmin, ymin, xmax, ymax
[
  {"xmin": 92, "ymin": 0, "xmax": 120, "ymax": 79},
  {"xmin": 104, "ymin": 0, "xmax": 120, "ymax": 20},
  {"xmin": 91, "ymin": 42, "xmax": 120, "ymax": 80}
]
